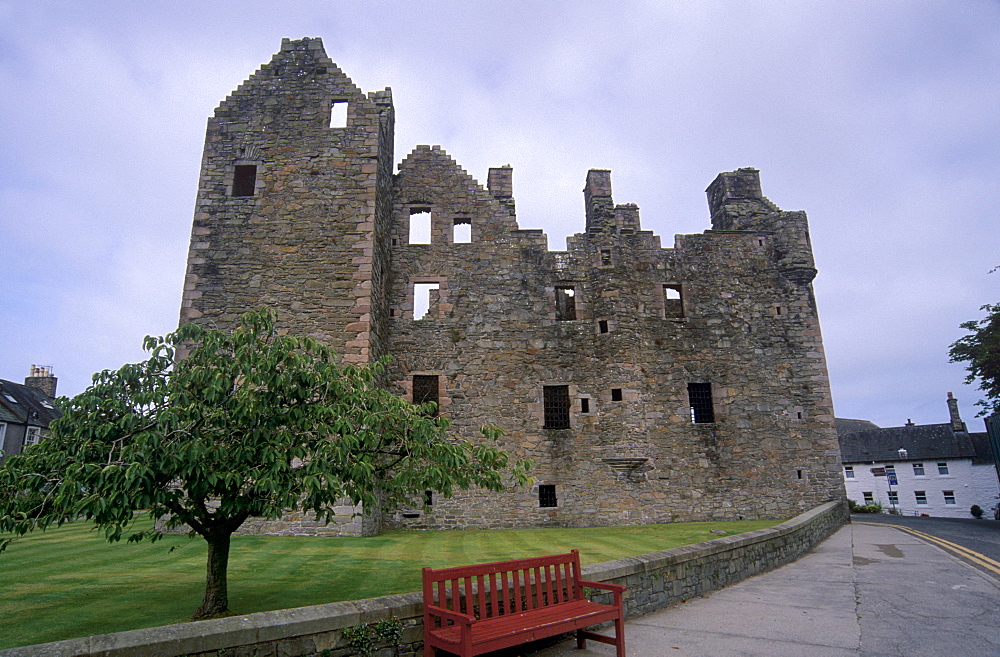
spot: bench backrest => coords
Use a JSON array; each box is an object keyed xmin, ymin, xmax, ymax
[{"xmin": 423, "ymin": 550, "xmax": 585, "ymax": 622}]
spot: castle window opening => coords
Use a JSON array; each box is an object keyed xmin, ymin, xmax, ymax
[
  {"xmin": 543, "ymin": 385, "xmax": 571, "ymax": 429},
  {"xmin": 797, "ymin": 469, "xmax": 803, "ymax": 480},
  {"xmin": 664, "ymin": 285, "xmax": 683, "ymax": 318},
  {"xmin": 600, "ymin": 249, "xmax": 612, "ymax": 266},
  {"xmin": 538, "ymin": 484, "xmax": 557, "ymax": 508},
  {"xmin": 611, "ymin": 388, "xmax": 623, "ymax": 402},
  {"xmin": 412, "ymin": 375, "xmax": 439, "ymax": 415},
  {"xmin": 409, "ymin": 208, "xmax": 432, "ymax": 244},
  {"xmin": 413, "ymin": 282, "xmax": 439, "ymax": 320},
  {"xmin": 232, "ymin": 165, "xmax": 257, "ymax": 197},
  {"xmin": 687, "ymin": 382, "xmax": 715, "ymax": 424},
  {"xmin": 555, "ymin": 286, "xmax": 576, "ymax": 320},
  {"xmin": 453, "ymin": 217, "xmax": 472, "ymax": 243},
  {"xmin": 425, "ymin": 490, "xmax": 434, "ymax": 507},
  {"xmin": 329, "ymin": 101, "xmax": 347, "ymax": 128},
  {"xmin": 598, "ymin": 320, "xmax": 609, "ymax": 334},
  {"xmin": 580, "ymin": 397, "xmax": 590, "ymax": 413}
]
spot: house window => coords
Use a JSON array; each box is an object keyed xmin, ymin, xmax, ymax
[
  {"xmin": 543, "ymin": 385, "xmax": 571, "ymax": 429},
  {"xmin": 0, "ymin": 422, "xmax": 6, "ymax": 446},
  {"xmin": 914, "ymin": 491, "xmax": 927, "ymax": 505},
  {"xmin": 452, "ymin": 217, "xmax": 472, "ymax": 243},
  {"xmin": 863, "ymin": 492, "xmax": 874, "ymax": 504},
  {"xmin": 611, "ymin": 388, "xmax": 623, "ymax": 402},
  {"xmin": 912, "ymin": 463, "xmax": 925, "ymax": 476},
  {"xmin": 409, "ymin": 208, "xmax": 432, "ymax": 244},
  {"xmin": 937, "ymin": 462, "xmax": 949, "ymax": 475},
  {"xmin": 23, "ymin": 426, "xmax": 41, "ymax": 446},
  {"xmin": 664, "ymin": 285, "xmax": 683, "ymax": 318},
  {"xmin": 884, "ymin": 465, "xmax": 895, "ymax": 475},
  {"xmin": 687, "ymin": 382, "xmax": 715, "ymax": 424},
  {"xmin": 538, "ymin": 485, "xmax": 557, "ymax": 508},
  {"xmin": 942, "ymin": 491, "xmax": 956, "ymax": 505},
  {"xmin": 412, "ymin": 375, "xmax": 439, "ymax": 415},
  {"xmin": 887, "ymin": 491, "xmax": 898, "ymax": 506},
  {"xmin": 555, "ymin": 286, "xmax": 576, "ymax": 320},
  {"xmin": 844, "ymin": 466, "xmax": 855, "ymax": 479},
  {"xmin": 232, "ymin": 165, "xmax": 257, "ymax": 197}
]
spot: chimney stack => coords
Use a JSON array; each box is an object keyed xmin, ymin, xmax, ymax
[
  {"xmin": 24, "ymin": 365, "xmax": 57, "ymax": 398},
  {"xmin": 946, "ymin": 392, "xmax": 966, "ymax": 433}
]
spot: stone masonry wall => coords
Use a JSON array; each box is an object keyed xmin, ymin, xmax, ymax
[
  {"xmin": 177, "ymin": 37, "xmax": 845, "ymax": 536},
  {"xmin": 1, "ymin": 502, "xmax": 849, "ymax": 657}
]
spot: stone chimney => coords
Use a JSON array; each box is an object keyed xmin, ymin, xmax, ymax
[
  {"xmin": 487, "ymin": 165, "xmax": 516, "ymax": 217},
  {"xmin": 24, "ymin": 365, "xmax": 57, "ymax": 398},
  {"xmin": 584, "ymin": 169, "xmax": 615, "ymax": 234},
  {"xmin": 946, "ymin": 392, "xmax": 966, "ymax": 433}
]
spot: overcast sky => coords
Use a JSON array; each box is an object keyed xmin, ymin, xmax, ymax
[{"xmin": 1, "ymin": 1, "xmax": 997, "ymax": 430}]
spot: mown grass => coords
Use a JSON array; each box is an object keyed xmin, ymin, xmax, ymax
[{"xmin": 1, "ymin": 516, "xmax": 781, "ymax": 648}]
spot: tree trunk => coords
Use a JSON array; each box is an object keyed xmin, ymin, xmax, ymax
[{"xmin": 193, "ymin": 530, "xmax": 232, "ymax": 619}]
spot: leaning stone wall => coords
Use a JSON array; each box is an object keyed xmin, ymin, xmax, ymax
[{"xmin": 2, "ymin": 502, "xmax": 848, "ymax": 657}]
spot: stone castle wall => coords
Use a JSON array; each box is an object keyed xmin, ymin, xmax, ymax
[{"xmin": 179, "ymin": 37, "xmax": 845, "ymax": 535}]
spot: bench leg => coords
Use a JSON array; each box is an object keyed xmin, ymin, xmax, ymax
[
  {"xmin": 576, "ymin": 628, "xmax": 586, "ymax": 650},
  {"xmin": 614, "ymin": 616, "xmax": 625, "ymax": 657}
]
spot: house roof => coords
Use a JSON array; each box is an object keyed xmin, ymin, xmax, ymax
[
  {"xmin": 969, "ymin": 432, "xmax": 997, "ymax": 465},
  {"xmin": 836, "ymin": 418, "xmax": 880, "ymax": 434},
  {"xmin": 838, "ymin": 423, "xmax": 977, "ymax": 464},
  {"xmin": 0, "ymin": 379, "xmax": 62, "ymax": 427}
]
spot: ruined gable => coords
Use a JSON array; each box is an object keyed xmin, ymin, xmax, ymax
[{"xmin": 180, "ymin": 38, "xmax": 845, "ymax": 535}]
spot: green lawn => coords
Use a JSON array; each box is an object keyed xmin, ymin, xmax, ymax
[{"xmin": 1, "ymin": 517, "xmax": 780, "ymax": 649}]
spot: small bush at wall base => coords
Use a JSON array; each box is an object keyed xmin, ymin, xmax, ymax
[
  {"xmin": 342, "ymin": 618, "xmax": 403, "ymax": 657},
  {"xmin": 848, "ymin": 500, "xmax": 883, "ymax": 514},
  {"xmin": 971, "ymin": 505, "xmax": 984, "ymax": 518}
]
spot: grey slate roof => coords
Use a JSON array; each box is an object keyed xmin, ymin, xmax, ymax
[
  {"xmin": 0, "ymin": 379, "xmax": 62, "ymax": 427},
  {"xmin": 969, "ymin": 432, "xmax": 997, "ymax": 465},
  {"xmin": 838, "ymin": 423, "xmax": 978, "ymax": 464},
  {"xmin": 836, "ymin": 418, "xmax": 880, "ymax": 434}
]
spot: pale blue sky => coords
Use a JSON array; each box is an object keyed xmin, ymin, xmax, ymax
[{"xmin": 1, "ymin": 1, "xmax": 998, "ymax": 428}]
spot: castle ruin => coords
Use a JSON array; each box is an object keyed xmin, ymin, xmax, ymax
[{"xmin": 180, "ymin": 37, "xmax": 845, "ymax": 534}]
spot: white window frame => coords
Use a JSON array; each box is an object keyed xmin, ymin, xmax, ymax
[
  {"xmin": 914, "ymin": 490, "xmax": 928, "ymax": 505},
  {"xmin": 0, "ymin": 422, "xmax": 6, "ymax": 448},
  {"xmin": 943, "ymin": 491, "xmax": 956, "ymax": 505},
  {"xmin": 912, "ymin": 462, "xmax": 925, "ymax": 476},
  {"xmin": 937, "ymin": 462, "xmax": 949, "ymax": 475},
  {"xmin": 24, "ymin": 426, "xmax": 41, "ymax": 446},
  {"xmin": 862, "ymin": 492, "xmax": 874, "ymax": 504},
  {"xmin": 844, "ymin": 466, "xmax": 855, "ymax": 479}
]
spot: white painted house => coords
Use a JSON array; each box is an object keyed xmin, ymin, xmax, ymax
[{"xmin": 838, "ymin": 394, "xmax": 1000, "ymax": 519}]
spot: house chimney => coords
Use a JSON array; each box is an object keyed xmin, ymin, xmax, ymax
[
  {"xmin": 946, "ymin": 392, "xmax": 966, "ymax": 433},
  {"xmin": 24, "ymin": 365, "xmax": 57, "ymax": 398}
]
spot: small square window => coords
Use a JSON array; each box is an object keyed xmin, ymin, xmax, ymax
[
  {"xmin": 329, "ymin": 101, "xmax": 347, "ymax": 128},
  {"xmin": 611, "ymin": 388, "xmax": 623, "ymax": 402},
  {"xmin": 942, "ymin": 491, "xmax": 955, "ymax": 505},
  {"xmin": 413, "ymin": 375, "xmax": 439, "ymax": 415},
  {"xmin": 844, "ymin": 466, "xmax": 855, "ymax": 479},
  {"xmin": 23, "ymin": 426, "xmax": 41, "ymax": 446},
  {"xmin": 937, "ymin": 462, "xmax": 949, "ymax": 475},
  {"xmin": 424, "ymin": 490, "xmax": 434, "ymax": 507},
  {"xmin": 409, "ymin": 208, "xmax": 432, "ymax": 244},
  {"xmin": 664, "ymin": 285, "xmax": 684, "ymax": 319},
  {"xmin": 538, "ymin": 485, "xmax": 557, "ymax": 508},
  {"xmin": 887, "ymin": 491, "xmax": 898, "ymax": 505},
  {"xmin": 598, "ymin": 320, "xmax": 609, "ymax": 334},
  {"xmin": 453, "ymin": 217, "xmax": 472, "ymax": 243},
  {"xmin": 913, "ymin": 463, "xmax": 925, "ymax": 476},
  {"xmin": 884, "ymin": 465, "xmax": 895, "ymax": 475},
  {"xmin": 863, "ymin": 492, "xmax": 874, "ymax": 504},
  {"xmin": 600, "ymin": 249, "xmax": 612, "ymax": 266},
  {"xmin": 914, "ymin": 491, "xmax": 927, "ymax": 505},
  {"xmin": 580, "ymin": 398, "xmax": 590, "ymax": 414}
]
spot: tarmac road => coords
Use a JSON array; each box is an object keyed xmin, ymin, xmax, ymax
[{"xmin": 852, "ymin": 512, "xmax": 1000, "ymax": 579}]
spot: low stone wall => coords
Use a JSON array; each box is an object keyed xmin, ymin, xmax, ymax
[{"xmin": 4, "ymin": 501, "xmax": 848, "ymax": 657}]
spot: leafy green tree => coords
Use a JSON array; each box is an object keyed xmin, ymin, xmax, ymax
[
  {"xmin": 0, "ymin": 309, "xmax": 530, "ymax": 619},
  {"xmin": 949, "ymin": 301, "xmax": 1000, "ymax": 416}
]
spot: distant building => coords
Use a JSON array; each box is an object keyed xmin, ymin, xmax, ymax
[
  {"xmin": 838, "ymin": 394, "xmax": 999, "ymax": 518},
  {"xmin": 0, "ymin": 366, "xmax": 62, "ymax": 463}
]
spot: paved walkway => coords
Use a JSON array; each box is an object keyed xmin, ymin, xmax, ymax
[{"xmin": 532, "ymin": 522, "xmax": 1000, "ymax": 657}]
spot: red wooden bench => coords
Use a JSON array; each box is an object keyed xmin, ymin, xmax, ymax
[{"xmin": 422, "ymin": 549, "xmax": 626, "ymax": 657}]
